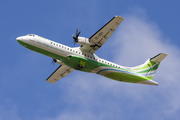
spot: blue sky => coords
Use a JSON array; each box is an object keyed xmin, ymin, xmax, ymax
[{"xmin": 1, "ymin": 0, "xmax": 180, "ymax": 120}]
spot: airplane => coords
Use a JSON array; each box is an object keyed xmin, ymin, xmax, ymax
[{"xmin": 16, "ymin": 16, "xmax": 167, "ymax": 86}]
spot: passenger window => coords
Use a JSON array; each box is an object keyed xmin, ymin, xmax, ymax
[
  {"xmin": 62, "ymin": 46, "xmax": 63, "ymax": 48},
  {"xmin": 54, "ymin": 43, "xmax": 55, "ymax": 45},
  {"xmin": 67, "ymin": 48, "xmax": 69, "ymax": 50},
  {"xmin": 59, "ymin": 45, "xmax": 61, "ymax": 47},
  {"xmin": 56, "ymin": 44, "xmax": 58, "ymax": 46},
  {"xmin": 73, "ymin": 50, "xmax": 75, "ymax": 52},
  {"xmin": 70, "ymin": 49, "xmax": 72, "ymax": 51}
]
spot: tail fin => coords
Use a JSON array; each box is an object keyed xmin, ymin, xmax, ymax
[{"xmin": 131, "ymin": 53, "xmax": 167, "ymax": 80}]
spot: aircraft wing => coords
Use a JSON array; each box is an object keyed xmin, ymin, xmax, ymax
[
  {"xmin": 80, "ymin": 16, "xmax": 124, "ymax": 53},
  {"xmin": 46, "ymin": 65, "xmax": 74, "ymax": 84}
]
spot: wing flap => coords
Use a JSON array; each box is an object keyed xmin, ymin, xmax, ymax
[{"xmin": 46, "ymin": 65, "xmax": 74, "ymax": 84}]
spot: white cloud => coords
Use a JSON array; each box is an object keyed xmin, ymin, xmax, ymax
[
  {"xmin": 45, "ymin": 11, "xmax": 180, "ymax": 120},
  {"xmin": 112, "ymin": 14, "xmax": 180, "ymax": 118},
  {"xmin": 0, "ymin": 100, "xmax": 21, "ymax": 120}
]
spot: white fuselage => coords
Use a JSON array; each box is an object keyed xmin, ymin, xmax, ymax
[
  {"xmin": 16, "ymin": 34, "xmax": 124, "ymax": 70},
  {"xmin": 17, "ymin": 34, "xmax": 161, "ymax": 86}
]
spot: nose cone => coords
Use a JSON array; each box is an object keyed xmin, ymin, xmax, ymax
[
  {"xmin": 16, "ymin": 36, "xmax": 26, "ymax": 46},
  {"xmin": 16, "ymin": 36, "xmax": 23, "ymax": 41}
]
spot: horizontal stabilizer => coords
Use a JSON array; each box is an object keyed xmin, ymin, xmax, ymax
[{"xmin": 150, "ymin": 53, "xmax": 167, "ymax": 63}]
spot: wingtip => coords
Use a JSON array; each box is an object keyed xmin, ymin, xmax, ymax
[{"xmin": 115, "ymin": 15, "xmax": 124, "ymax": 19}]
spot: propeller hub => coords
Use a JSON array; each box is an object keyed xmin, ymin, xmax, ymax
[{"xmin": 51, "ymin": 59, "xmax": 57, "ymax": 66}]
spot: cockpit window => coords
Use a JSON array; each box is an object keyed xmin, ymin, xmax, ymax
[{"xmin": 27, "ymin": 34, "xmax": 35, "ymax": 36}]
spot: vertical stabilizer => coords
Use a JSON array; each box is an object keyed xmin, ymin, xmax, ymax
[{"xmin": 131, "ymin": 53, "xmax": 167, "ymax": 80}]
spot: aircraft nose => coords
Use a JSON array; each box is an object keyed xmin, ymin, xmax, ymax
[{"xmin": 16, "ymin": 36, "xmax": 23, "ymax": 41}]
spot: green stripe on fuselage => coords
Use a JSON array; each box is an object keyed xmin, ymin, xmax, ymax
[
  {"xmin": 17, "ymin": 40, "xmax": 102, "ymax": 72},
  {"xmin": 17, "ymin": 40, "xmax": 65, "ymax": 61},
  {"xmin": 133, "ymin": 61, "xmax": 156, "ymax": 70},
  {"xmin": 104, "ymin": 72, "xmax": 150, "ymax": 83},
  {"xmin": 136, "ymin": 63, "xmax": 160, "ymax": 73},
  {"xmin": 17, "ymin": 40, "xmax": 153, "ymax": 84}
]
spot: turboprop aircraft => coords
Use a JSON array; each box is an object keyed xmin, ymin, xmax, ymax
[{"xmin": 16, "ymin": 16, "xmax": 167, "ymax": 86}]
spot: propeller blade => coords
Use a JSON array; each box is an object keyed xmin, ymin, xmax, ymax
[
  {"xmin": 77, "ymin": 31, "xmax": 81, "ymax": 36},
  {"xmin": 72, "ymin": 28, "xmax": 81, "ymax": 46},
  {"xmin": 76, "ymin": 28, "xmax": 79, "ymax": 36},
  {"xmin": 51, "ymin": 59, "xmax": 57, "ymax": 66}
]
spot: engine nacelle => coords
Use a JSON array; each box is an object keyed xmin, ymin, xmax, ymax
[{"xmin": 77, "ymin": 37, "xmax": 93, "ymax": 46}]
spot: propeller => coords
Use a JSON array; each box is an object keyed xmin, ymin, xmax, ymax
[
  {"xmin": 51, "ymin": 58, "xmax": 57, "ymax": 66},
  {"xmin": 72, "ymin": 28, "xmax": 81, "ymax": 46}
]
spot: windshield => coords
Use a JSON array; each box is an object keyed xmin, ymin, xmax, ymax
[{"xmin": 26, "ymin": 34, "xmax": 35, "ymax": 36}]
